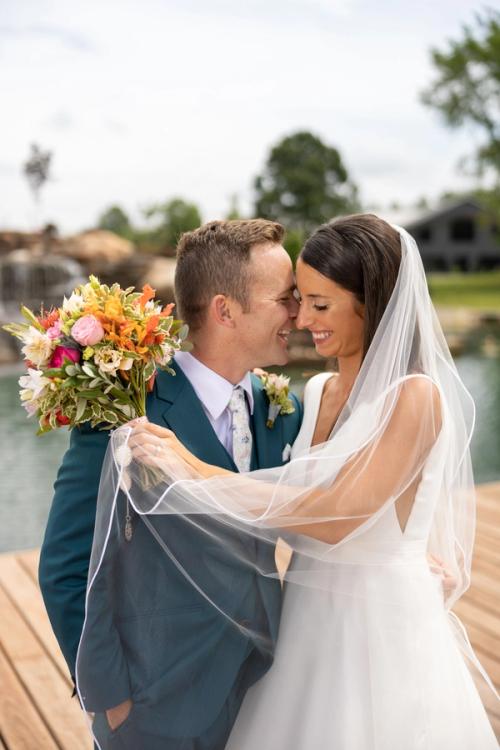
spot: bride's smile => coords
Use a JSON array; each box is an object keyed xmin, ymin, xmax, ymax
[{"xmin": 295, "ymin": 258, "xmax": 365, "ymax": 360}]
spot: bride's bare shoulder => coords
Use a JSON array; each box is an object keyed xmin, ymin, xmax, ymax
[
  {"xmin": 397, "ymin": 375, "xmax": 442, "ymax": 430},
  {"xmin": 400, "ymin": 374, "xmax": 440, "ymax": 401}
]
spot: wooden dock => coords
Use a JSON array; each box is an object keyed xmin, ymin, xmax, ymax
[{"xmin": 1, "ymin": 483, "xmax": 499, "ymax": 748}]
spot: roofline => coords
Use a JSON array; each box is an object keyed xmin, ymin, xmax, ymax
[{"xmin": 404, "ymin": 197, "xmax": 482, "ymax": 228}]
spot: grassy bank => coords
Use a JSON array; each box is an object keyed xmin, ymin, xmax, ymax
[{"xmin": 427, "ymin": 271, "xmax": 500, "ymax": 309}]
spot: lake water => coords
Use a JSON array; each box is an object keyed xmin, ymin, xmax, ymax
[{"xmin": 1, "ymin": 342, "xmax": 499, "ymax": 553}]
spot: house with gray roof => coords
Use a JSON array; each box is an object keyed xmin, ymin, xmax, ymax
[{"xmin": 382, "ymin": 199, "xmax": 500, "ymax": 272}]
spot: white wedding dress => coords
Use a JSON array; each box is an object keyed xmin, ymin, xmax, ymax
[{"xmin": 226, "ymin": 372, "xmax": 498, "ymax": 750}]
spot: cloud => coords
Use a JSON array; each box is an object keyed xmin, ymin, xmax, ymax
[
  {"xmin": 44, "ymin": 111, "xmax": 75, "ymax": 131},
  {"xmin": 0, "ymin": 24, "xmax": 95, "ymax": 52},
  {"xmin": 0, "ymin": 162, "xmax": 18, "ymax": 177},
  {"xmin": 0, "ymin": 0, "xmax": 487, "ymax": 232},
  {"xmin": 104, "ymin": 119, "xmax": 128, "ymax": 135},
  {"xmin": 167, "ymin": 0, "xmax": 356, "ymax": 29}
]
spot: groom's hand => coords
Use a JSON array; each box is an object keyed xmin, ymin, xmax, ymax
[
  {"xmin": 428, "ymin": 554, "xmax": 458, "ymax": 599},
  {"xmin": 106, "ymin": 699, "xmax": 132, "ymax": 731}
]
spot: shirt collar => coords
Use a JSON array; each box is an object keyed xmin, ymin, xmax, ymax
[{"xmin": 174, "ymin": 351, "xmax": 254, "ymax": 420}]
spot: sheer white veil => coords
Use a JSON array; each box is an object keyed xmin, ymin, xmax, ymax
[
  {"xmin": 76, "ymin": 222, "xmax": 494, "ymax": 745},
  {"xmin": 97, "ymin": 224, "xmax": 476, "ymax": 597}
]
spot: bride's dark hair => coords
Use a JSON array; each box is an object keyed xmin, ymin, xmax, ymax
[{"xmin": 300, "ymin": 214, "xmax": 402, "ymax": 357}]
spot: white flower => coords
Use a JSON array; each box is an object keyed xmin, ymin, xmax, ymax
[
  {"xmin": 22, "ymin": 399, "xmax": 39, "ymax": 416},
  {"xmin": 119, "ymin": 356, "xmax": 134, "ymax": 371},
  {"xmin": 19, "ymin": 368, "xmax": 51, "ymax": 400},
  {"xmin": 143, "ymin": 299, "xmax": 163, "ymax": 315},
  {"xmin": 268, "ymin": 373, "xmax": 290, "ymax": 390},
  {"xmin": 62, "ymin": 291, "xmax": 85, "ymax": 315},
  {"xmin": 94, "ymin": 346, "xmax": 122, "ymax": 376},
  {"xmin": 19, "ymin": 368, "xmax": 50, "ymax": 416},
  {"xmin": 259, "ymin": 370, "xmax": 295, "ymax": 428},
  {"xmin": 21, "ymin": 327, "xmax": 54, "ymax": 366}
]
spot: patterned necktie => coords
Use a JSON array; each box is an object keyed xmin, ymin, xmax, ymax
[{"xmin": 228, "ymin": 386, "xmax": 253, "ymax": 473}]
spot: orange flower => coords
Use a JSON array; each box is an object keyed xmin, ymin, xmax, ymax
[
  {"xmin": 104, "ymin": 297, "xmax": 124, "ymax": 321},
  {"xmin": 160, "ymin": 303, "xmax": 175, "ymax": 318},
  {"xmin": 37, "ymin": 308, "xmax": 60, "ymax": 330},
  {"xmin": 145, "ymin": 314, "xmax": 160, "ymax": 334},
  {"xmin": 119, "ymin": 320, "xmax": 136, "ymax": 338},
  {"xmin": 137, "ymin": 284, "xmax": 156, "ymax": 309}
]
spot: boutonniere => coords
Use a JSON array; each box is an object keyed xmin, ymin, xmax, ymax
[{"xmin": 256, "ymin": 370, "xmax": 296, "ymax": 429}]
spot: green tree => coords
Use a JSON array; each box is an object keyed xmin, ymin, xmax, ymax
[
  {"xmin": 97, "ymin": 205, "xmax": 132, "ymax": 237},
  {"xmin": 283, "ymin": 228, "xmax": 306, "ymax": 265},
  {"xmin": 254, "ymin": 131, "xmax": 359, "ymax": 233},
  {"xmin": 225, "ymin": 193, "xmax": 242, "ymax": 220},
  {"xmin": 143, "ymin": 197, "xmax": 202, "ymax": 250},
  {"xmin": 421, "ymin": 9, "xmax": 500, "ymax": 179}
]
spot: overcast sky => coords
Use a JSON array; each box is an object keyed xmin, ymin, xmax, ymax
[{"xmin": 0, "ymin": 0, "xmax": 490, "ymax": 233}]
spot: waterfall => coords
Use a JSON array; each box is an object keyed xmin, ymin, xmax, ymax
[{"xmin": 0, "ymin": 249, "xmax": 86, "ymax": 320}]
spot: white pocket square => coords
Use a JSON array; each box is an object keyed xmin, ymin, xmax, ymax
[{"xmin": 282, "ymin": 443, "xmax": 292, "ymax": 462}]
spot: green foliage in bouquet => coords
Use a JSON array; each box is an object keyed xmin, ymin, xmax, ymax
[{"xmin": 3, "ymin": 276, "xmax": 189, "ymax": 434}]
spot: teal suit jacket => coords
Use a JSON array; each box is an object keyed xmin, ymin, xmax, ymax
[{"xmin": 39, "ymin": 362, "xmax": 302, "ymax": 739}]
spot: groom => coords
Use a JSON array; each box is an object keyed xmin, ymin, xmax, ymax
[{"xmin": 39, "ymin": 219, "xmax": 302, "ymax": 749}]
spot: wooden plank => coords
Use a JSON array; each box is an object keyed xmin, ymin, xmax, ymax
[
  {"xmin": 476, "ymin": 483, "xmax": 500, "ymax": 503},
  {"xmin": 16, "ymin": 548, "xmax": 40, "ymax": 584},
  {"xmin": 466, "ymin": 581, "xmax": 500, "ymax": 619},
  {"xmin": 475, "ymin": 504, "xmax": 500, "ymax": 524},
  {"xmin": 474, "ymin": 533, "xmax": 500, "ymax": 564},
  {"xmin": 0, "ymin": 555, "xmax": 71, "ymax": 684},
  {"xmin": 464, "ymin": 619, "xmax": 500, "ymax": 664},
  {"xmin": 470, "ymin": 568, "xmax": 500, "ymax": 599},
  {"xmin": 455, "ymin": 597, "xmax": 500, "ymax": 642},
  {"xmin": 0, "ymin": 645, "xmax": 58, "ymax": 750},
  {"xmin": 472, "ymin": 555, "xmax": 499, "ymax": 580},
  {"xmin": 0, "ymin": 586, "xmax": 91, "ymax": 750}
]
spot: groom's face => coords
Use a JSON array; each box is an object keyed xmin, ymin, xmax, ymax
[{"xmin": 233, "ymin": 243, "xmax": 298, "ymax": 369}]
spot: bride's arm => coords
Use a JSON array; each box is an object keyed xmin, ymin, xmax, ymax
[{"xmin": 131, "ymin": 378, "xmax": 441, "ymax": 543}]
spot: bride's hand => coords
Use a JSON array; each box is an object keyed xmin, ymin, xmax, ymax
[
  {"xmin": 128, "ymin": 420, "xmax": 205, "ymax": 478},
  {"xmin": 128, "ymin": 420, "xmax": 231, "ymax": 480}
]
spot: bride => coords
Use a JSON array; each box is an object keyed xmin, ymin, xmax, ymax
[{"xmin": 79, "ymin": 214, "xmax": 499, "ymax": 749}]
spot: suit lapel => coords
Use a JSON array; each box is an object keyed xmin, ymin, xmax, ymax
[{"xmin": 149, "ymin": 362, "xmax": 237, "ymax": 472}]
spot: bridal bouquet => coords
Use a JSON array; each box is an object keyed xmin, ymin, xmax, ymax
[{"xmin": 3, "ymin": 276, "xmax": 188, "ymax": 433}]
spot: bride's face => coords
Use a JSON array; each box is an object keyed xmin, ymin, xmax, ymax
[{"xmin": 295, "ymin": 258, "xmax": 365, "ymax": 359}]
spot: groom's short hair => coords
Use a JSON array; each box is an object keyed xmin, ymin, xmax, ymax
[{"xmin": 175, "ymin": 219, "xmax": 285, "ymax": 331}]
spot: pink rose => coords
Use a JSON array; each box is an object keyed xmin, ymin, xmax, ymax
[
  {"xmin": 49, "ymin": 346, "xmax": 81, "ymax": 368},
  {"xmin": 47, "ymin": 320, "xmax": 62, "ymax": 340},
  {"xmin": 71, "ymin": 314, "xmax": 105, "ymax": 346}
]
